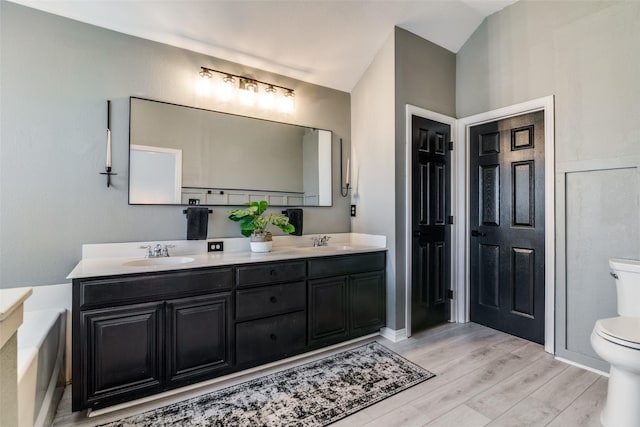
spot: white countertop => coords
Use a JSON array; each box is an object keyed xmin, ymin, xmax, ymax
[{"xmin": 68, "ymin": 233, "xmax": 387, "ymax": 279}]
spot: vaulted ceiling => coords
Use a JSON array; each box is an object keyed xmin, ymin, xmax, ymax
[{"xmin": 10, "ymin": 0, "xmax": 517, "ymax": 92}]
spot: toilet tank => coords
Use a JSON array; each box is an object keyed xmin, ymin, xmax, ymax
[{"xmin": 609, "ymin": 258, "xmax": 640, "ymax": 316}]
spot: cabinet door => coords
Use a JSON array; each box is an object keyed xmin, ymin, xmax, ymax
[
  {"xmin": 308, "ymin": 276, "xmax": 349, "ymax": 346},
  {"xmin": 166, "ymin": 293, "xmax": 232, "ymax": 385},
  {"xmin": 350, "ymin": 271, "xmax": 386, "ymax": 337},
  {"xmin": 81, "ymin": 302, "xmax": 163, "ymax": 408}
]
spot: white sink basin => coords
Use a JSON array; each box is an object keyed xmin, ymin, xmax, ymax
[
  {"xmin": 123, "ymin": 257, "xmax": 195, "ymax": 267},
  {"xmin": 303, "ymin": 245, "xmax": 354, "ymax": 251}
]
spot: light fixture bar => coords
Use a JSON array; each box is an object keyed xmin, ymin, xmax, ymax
[{"xmin": 199, "ymin": 66, "xmax": 294, "ymax": 94}]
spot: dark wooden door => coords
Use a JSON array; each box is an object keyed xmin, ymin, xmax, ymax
[
  {"xmin": 81, "ymin": 302, "xmax": 164, "ymax": 408},
  {"xmin": 165, "ymin": 293, "xmax": 232, "ymax": 385},
  {"xmin": 308, "ymin": 276, "xmax": 349, "ymax": 346},
  {"xmin": 350, "ymin": 271, "xmax": 386, "ymax": 337},
  {"xmin": 411, "ymin": 115, "xmax": 451, "ymax": 333},
  {"xmin": 469, "ymin": 111, "xmax": 545, "ymax": 344}
]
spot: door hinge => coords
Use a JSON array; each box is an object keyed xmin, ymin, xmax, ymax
[
  {"xmin": 447, "ymin": 215, "xmax": 454, "ymax": 225},
  {"xmin": 448, "ymin": 141, "xmax": 454, "ymax": 151},
  {"xmin": 446, "ymin": 289, "xmax": 454, "ymax": 299}
]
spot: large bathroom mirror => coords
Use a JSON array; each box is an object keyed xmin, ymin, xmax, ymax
[{"xmin": 129, "ymin": 97, "xmax": 332, "ymax": 206}]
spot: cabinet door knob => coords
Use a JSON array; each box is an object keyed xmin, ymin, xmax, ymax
[
  {"xmin": 270, "ymin": 333, "xmax": 277, "ymax": 341},
  {"xmin": 270, "ymin": 296, "xmax": 277, "ymax": 303}
]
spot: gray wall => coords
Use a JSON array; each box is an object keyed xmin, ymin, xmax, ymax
[
  {"xmin": 457, "ymin": 0, "xmax": 640, "ymax": 370},
  {"xmin": 351, "ymin": 31, "xmax": 397, "ymax": 328},
  {"xmin": 394, "ymin": 27, "xmax": 456, "ymax": 329},
  {"xmin": 0, "ymin": 2, "xmax": 351, "ymax": 288},
  {"xmin": 351, "ymin": 28, "xmax": 456, "ymax": 331}
]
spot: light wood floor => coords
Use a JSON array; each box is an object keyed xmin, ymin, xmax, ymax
[{"xmin": 53, "ymin": 322, "xmax": 607, "ymax": 426}]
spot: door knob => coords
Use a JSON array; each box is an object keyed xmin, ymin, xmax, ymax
[{"xmin": 471, "ymin": 230, "xmax": 486, "ymax": 237}]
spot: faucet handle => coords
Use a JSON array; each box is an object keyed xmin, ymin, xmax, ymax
[
  {"xmin": 162, "ymin": 244, "xmax": 175, "ymax": 257},
  {"xmin": 139, "ymin": 245, "xmax": 152, "ymax": 258}
]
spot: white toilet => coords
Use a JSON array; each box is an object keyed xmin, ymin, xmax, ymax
[{"xmin": 591, "ymin": 258, "xmax": 640, "ymax": 427}]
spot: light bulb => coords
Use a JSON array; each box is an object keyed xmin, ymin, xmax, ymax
[
  {"xmin": 278, "ymin": 89, "xmax": 295, "ymax": 113},
  {"xmin": 239, "ymin": 79, "xmax": 258, "ymax": 106},
  {"xmin": 260, "ymin": 85, "xmax": 277, "ymax": 109},
  {"xmin": 217, "ymin": 74, "xmax": 236, "ymax": 101},
  {"xmin": 196, "ymin": 68, "xmax": 213, "ymax": 96}
]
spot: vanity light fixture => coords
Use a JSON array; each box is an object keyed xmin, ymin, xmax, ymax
[{"xmin": 198, "ymin": 66, "xmax": 295, "ymax": 112}]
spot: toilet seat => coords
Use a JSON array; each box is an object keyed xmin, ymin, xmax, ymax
[{"xmin": 595, "ymin": 317, "xmax": 640, "ymax": 350}]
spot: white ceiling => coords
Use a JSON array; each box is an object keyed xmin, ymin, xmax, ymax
[{"xmin": 10, "ymin": 0, "xmax": 517, "ymax": 92}]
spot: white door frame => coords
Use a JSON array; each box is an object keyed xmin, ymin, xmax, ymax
[
  {"xmin": 404, "ymin": 105, "xmax": 457, "ymax": 338},
  {"xmin": 455, "ymin": 96, "xmax": 556, "ymax": 354}
]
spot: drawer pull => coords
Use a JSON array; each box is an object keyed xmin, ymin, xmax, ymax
[
  {"xmin": 269, "ymin": 296, "xmax": 277, "ymax": 303},
  {"xmin": 270, "ymin": 270, "xmax": 276, "ymax": 276},
  {"xmin": 270, "ymin": 333, "xmax": 277, "ymax": 341}
]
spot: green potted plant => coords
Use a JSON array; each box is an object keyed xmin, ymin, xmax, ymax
[{"xmin": 228, "ymin": 200, "xmax": 295, "ymax": 252}]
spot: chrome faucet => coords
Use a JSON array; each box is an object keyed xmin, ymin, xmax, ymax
[
  {"xmin": 312, "ymin": 235, "xmax": 331, "ymax": 247},
  {"xmin": 140, "ymin": 243, "xmax": 175, "ymax": 258}
]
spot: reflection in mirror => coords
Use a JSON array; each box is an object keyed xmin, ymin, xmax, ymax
[{"xmin": 129, "ymin": 97, "xmax": 332, "ymax": 206}]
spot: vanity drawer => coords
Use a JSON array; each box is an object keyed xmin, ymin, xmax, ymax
[
  {"xmin": 308, "ymin": 252, "xmax": 386, "ymax": 278},
  {"xmin": 236, "ymin": 261, "xmax": 306, "ymax": 288},
  {"xmin": 78, "ymin": 268, "xmax": 233, "ymax": 309},
  {"xmin": 236, "ymin": 282, "xmax": 305, "ymax": 321},
  {"xmin": 236, "ymin": 311, "xmax": 306, "ymax": 365}
]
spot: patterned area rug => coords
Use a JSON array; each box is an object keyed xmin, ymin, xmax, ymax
[{"xmin": 99, "ymin": 341, "xmax": 434, "ymax": 427}]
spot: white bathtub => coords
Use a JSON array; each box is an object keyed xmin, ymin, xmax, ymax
[{"xmin": 18, "ymin": 308, "xmax": 66, "ymax": 427}]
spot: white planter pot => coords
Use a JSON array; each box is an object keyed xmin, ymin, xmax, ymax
[{"xmin": 250, "ymin": 241, "xmax": 273, "ymax": 253}]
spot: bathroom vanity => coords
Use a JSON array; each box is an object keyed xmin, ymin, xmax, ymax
[{"xmin": 69, "ymin": 238, "xmax": 386, "ymax": 411}]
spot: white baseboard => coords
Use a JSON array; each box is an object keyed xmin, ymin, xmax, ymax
[
  {"xmin": 379, "ymin": 327, "xmax": 408, "ymax": 343},
  {"xmin": 555, "ymin": 356, "xmax": 609, "ymax": 377}
]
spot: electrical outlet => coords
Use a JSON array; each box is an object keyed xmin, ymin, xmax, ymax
[
  {"xmin": 208, "ymin": 241, "xmax": 224, "ymax": 252},
  {"xmin": 350, "ymin": 205, "xmax": 357, "ymax": 217}
]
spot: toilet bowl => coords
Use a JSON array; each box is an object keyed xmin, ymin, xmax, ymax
[
  {"xmin": 591, "ymin": 317, "xmax": 640, "ymax": 427},
  {"xmin": 591, "ymin": 259, "xmax": 640, "ymax": 427}
]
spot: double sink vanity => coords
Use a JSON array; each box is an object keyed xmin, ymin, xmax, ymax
[{"xmin": 68, "ymin": 234, "xmax": 387, "ymax": 411}]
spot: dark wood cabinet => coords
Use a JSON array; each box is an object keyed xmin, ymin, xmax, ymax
[
  {"xmin": 72, "ymin": 267, "xmax": 233, "ymax": 411},
  {"xmin": 235, "ymin": 262, "xmax": 307, "ymax": 367},
  {"xmin": 80, "ymin": 302, "xmax": 164, "ymax": 409},
  {"xmin": 350, "ymin": 271, "xmax": 386, "ymax": 336},
  {"xmin": 308, "ymin": 254, "xmax": 386, "ymax": 347},
  {"xmin": 236, "ymin": 261, "xmax": 306, "ymax": 288},
  {"xmin": 166, "ymin": 293, "xmax": 232, "ymax": 386},
  {"xmin": 236, "ymin": 311, "xmax": 306, "ymax": 365},
  {"xmin": 73, "ymin": 251, "xmax": 385, "ymax": 411},
  {"xmin": 308, "ymin": 276, "xmax": 349, "ymax": 346},
  {"xmin": 236, "ymin": 282, "xmax": 305, "ymax": 322}
]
